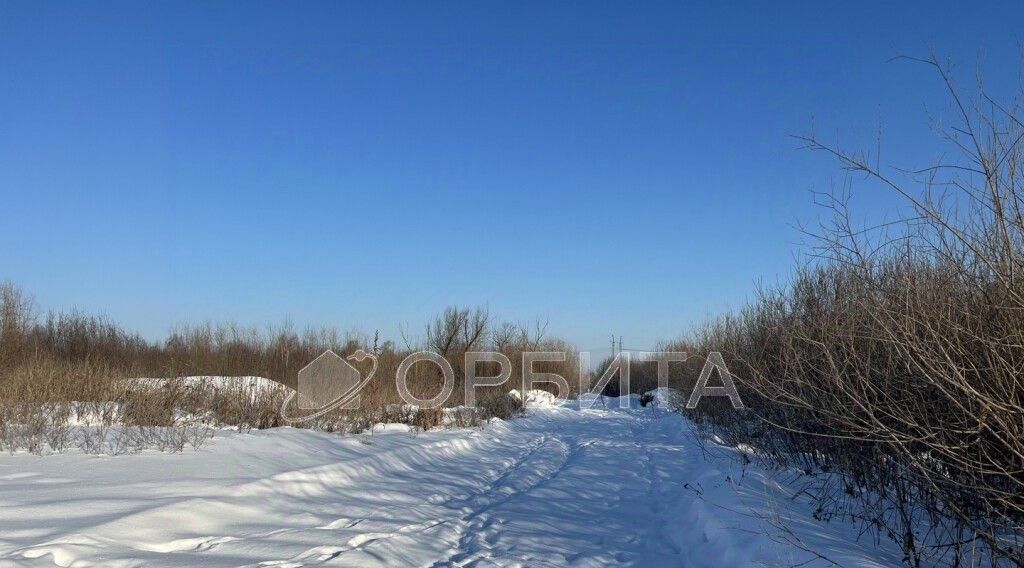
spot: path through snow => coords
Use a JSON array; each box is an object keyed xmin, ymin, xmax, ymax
[{"xmin": 0, "ymin": 395, "xmax": 902, "ymax": 567}]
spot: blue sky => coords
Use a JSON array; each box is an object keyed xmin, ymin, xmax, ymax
[{"xmin": 2, "ymin": 1, "xmax": 1022, "ymax": 352}]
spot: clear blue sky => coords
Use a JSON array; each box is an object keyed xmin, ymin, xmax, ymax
[{"xmin": 2, "ymin": 1, "xmax": 1022, "ymax": 352}]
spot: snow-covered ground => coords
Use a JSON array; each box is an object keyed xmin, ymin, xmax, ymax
[{"xmin": 0, "ymin": 392, "xmax": 902, "ymax": 567}]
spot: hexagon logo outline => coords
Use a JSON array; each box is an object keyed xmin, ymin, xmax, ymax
[{"xmin": 296, "ymin": 349, "xmax": 363, "ymax": 411}]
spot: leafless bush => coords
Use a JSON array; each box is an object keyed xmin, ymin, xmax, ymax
[
  {"xmin": 478, "ymin": 391, "xmax": 524, "ymax": 421},
  {"xmin": 412, "ymin": 407, "xmax": 444, "ymax": 431},
  {"xmin": 80, "ymin": 411, "xmax": 113, "ymax": 455},
  {"xmin": 121, "ymin": 381, "xmax": 180, "ymax": 427},
  {"xmin": 447, "ymin": 406, "xmax": 482, "ymax": 429},
  {"xmin": 185, "ymin": 419, "xmax": 214, "ymax": 451},
  {"xmin": 426, "ymin": 306, "xmax": 490, "ymax": 356},
  {"xmin": 43, "ymin": 403, "xmax": 72, "ymax": 452},
  {"xmin": 0, "ymin": 281, "xmax": 36, "ymax": 364},
  {"xmin": 677, "ymin": 54, "xmax": 1024, "ymax": 566}
]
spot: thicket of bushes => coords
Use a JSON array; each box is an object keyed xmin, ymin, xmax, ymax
[
  {"xmin": 673, "ymin": 57, "xmax": 1024, "ymax": 566},
  {"xmin": 0, "ymin": 283, "xmax": 579, "ymax": 453}
]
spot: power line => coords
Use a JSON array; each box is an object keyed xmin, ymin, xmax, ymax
[{"xmin": 583, "ymin": 335, "xmax": 661, "ymax": 355}]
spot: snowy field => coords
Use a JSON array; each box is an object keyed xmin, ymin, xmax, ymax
[{"xmin": 0, "ymin": 392, "xmax": 902, "ymax": 567}]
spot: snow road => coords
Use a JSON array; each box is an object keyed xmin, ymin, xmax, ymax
[{"xmin": 0, "ymin": 394, "xmax": 900, "ymax": 567}]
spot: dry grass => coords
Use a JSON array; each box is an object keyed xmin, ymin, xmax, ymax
[{"xmin": 0, "ymin": 282, "xmax": 578, "ymax": 453}]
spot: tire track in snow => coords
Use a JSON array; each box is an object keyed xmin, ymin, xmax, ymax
[
  {"xmin": 436, "ymin": 436, "xmax": 578, "ymax": 567},
  {"xmin": 254, "ymin": 433, "xmax": 563, "ymax": 567}
]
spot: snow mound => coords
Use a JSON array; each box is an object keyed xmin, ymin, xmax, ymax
[{"xmin": 507, "ymin": 389, "xmax": 561, "ymax": 408}]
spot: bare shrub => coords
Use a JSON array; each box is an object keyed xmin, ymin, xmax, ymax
[
  {"xmin": 677, "ymin": 54, "xmax": 1024, "ymax": 566},
  {"xmin": 412, "ymin": 407, "xmax": 444, "ymax": 431},
  {"xmin": 43, "ymin": 403, "xmax": 72, "ymax": 452},
  {"xmin": 0, "ymin": 281, "xmax": 36, "ymax": 364},
  {"xmin": 478, "ymin": 392, "xmax": 524, "ymax": 421},
  {"xmin": 80, "ymin": 417, "xmax": 112, "ymax": 455},
  {"xmin": 447, "ymin": 406, "xmax": 481, "ymax": 429},
  {"xmin": 121, "ymin": 382, "xmax": 179, "ymax": 428},
  {"xmin": 426, "ymin": 306, "xmax": 490, "ymax": 357},
  {"xmin": 185, "ymin": 419, "xmax": 214, "ymax": 451},
  {"xmin": 208, "ymin": 380, "xmax": 287, "ymax": 431}
]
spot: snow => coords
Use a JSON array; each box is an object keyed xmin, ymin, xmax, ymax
[
  {"xmin": 0, "ymin": 392, "xmax": 903, "ymax": 567},
  {"xmin": 507, "ymin": 388, "xmax": 559, "ymax": 408}
]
